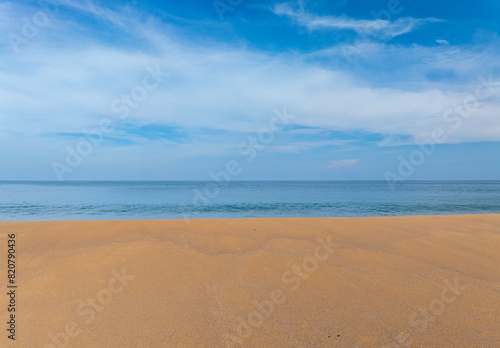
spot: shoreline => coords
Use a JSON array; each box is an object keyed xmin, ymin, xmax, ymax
[{"xmin": 2, "ymin": 212, "xmax": 500, "ymax": 223}]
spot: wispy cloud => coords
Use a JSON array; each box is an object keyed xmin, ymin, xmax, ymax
[
  {"xmin": 327, "ymin": 159, "xmax": 359, "ymax": 168},
  {"xmin": 436, "ymin": 39, "xmax": 450, "ymax": 45},
  {"xmin": 271, "ymin": 2, "xmax": 442, "ymax": 39},
  {"xmin": 270, "ymin": 140, "xmax": 352, "ymax": 153}
]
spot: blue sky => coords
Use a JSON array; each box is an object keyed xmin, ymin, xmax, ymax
[{"xmin": 0, "ymin": 0, "xmax": 499, "ymax": 180}]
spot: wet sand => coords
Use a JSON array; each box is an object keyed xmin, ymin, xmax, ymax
[{"xmin": 1, "ymin": 214, "xmax": 499, "ymax": 347}]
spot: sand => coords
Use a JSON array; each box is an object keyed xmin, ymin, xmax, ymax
[{"xmin": 0, "ymin": 214, "xmax": 499, "ymax": 347}]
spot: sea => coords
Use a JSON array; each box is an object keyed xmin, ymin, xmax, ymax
[{"xmin": 0, "ymin": 181, "xmax": 499, "ymax": 221}]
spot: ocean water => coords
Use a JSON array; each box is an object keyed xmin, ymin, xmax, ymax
[{"xmin": 0, "ymin": 181, "xmax": 499, "ymax": 221}]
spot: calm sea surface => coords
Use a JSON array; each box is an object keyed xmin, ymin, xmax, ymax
[{"xmin": 0, "ymin": 181, "xmax": 499, "ymax": 221}]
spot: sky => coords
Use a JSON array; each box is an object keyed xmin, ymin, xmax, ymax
[{"xmin": 0, "ymin": 0, "xmax": 499, "ymax": 181}]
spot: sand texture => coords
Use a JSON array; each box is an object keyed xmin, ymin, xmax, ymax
[{"xmin": 1, "ymin": 214, "xmax": 499, "ymax": 347}]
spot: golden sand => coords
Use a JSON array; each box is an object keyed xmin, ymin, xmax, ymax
[{"xmin": 1, "ymin": 215, "xmax": 499, "ymax": 347}]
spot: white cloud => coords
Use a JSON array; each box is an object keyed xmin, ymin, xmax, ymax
[
  {"xmin": 269, "ymin": 140, "xmax": 353, "ymax": 153},
  {"xmin": 327, "ymin": 159, "xmax": 359, "ymax": 168},
  {"xmin": 271, "ymin": 2, "xmax": 442, "ymax": 39},
  {"xmin": 436, "ymin": 39, "xmax": 450, "ymax": 45}
]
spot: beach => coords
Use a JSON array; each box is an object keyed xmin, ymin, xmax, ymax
[{"xmin": 1, "ymin": 214, "xmax": 499, "ymax": 347}]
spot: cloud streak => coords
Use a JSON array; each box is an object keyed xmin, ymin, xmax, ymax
[
  {"xmin": 271, "ymin": 2, "xmax": 442, "ymax": 39},
  {"xmin": 327, "ymin": 159, "xmax": 359, "ymax": 168}
]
